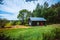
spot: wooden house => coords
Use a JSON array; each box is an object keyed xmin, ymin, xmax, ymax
[{"xmin": 28, "ymin": 17, "xmax": 46, "ymax": 26}]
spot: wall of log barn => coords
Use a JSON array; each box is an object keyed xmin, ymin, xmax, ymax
[{"xmin": 31, "ymin": 21, "xmax": 45, "ymax": 26}]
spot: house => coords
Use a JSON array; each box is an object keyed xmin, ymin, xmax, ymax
[{"xmin": 28, "ymin": 17, "xmax": 46, "ymax": 26}]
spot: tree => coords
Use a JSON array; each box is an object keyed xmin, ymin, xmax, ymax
[
  {"xmin": 51, "ymin": 2, "xmax": 60, "ymax": 8},
  {"xmin": 54, "ymin": 7, "xmax": 60, "ymax": 23},
  {"xmin": 17, "ymin": 9, "xmax": 31, "ymax": 24},
  {"xmin": 50, "ymin": 2, "xmax": 60, "ymax": 23},
  {"xmin": 33, "ymin": 2, "xmax": 48, "ymax": 17},
  {"xmin": 41, "ymin": 2, "xmax": 49, "ymax": 18},
  {"xmin": 44, "ymin": 2, "xmax": 48, "ymax": 9},
  {"xmin": 44, "ymin": 2, "xmax": 60, "ymax": 23},
  {"xmin": 33, "ymin": 3, "xmax": 43, "ymax": 17},
  {"xmin": 0, "ymin": 18, "xmax": 8, "ymax": 28},
  {"xmin": 36, "ymin": 3, "xmax": 41, "ymax": 10}
]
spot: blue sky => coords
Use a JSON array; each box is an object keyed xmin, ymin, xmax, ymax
[{"xmin": 0, "ymin": 0, "xmax": 60, "ymax": 20}]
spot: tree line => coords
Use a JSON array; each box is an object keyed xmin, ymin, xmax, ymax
[
  {"xmin": 17, "ymin": 2, "xmax": 60, "ymax": 24},
  {"xmin": 0, "ymin": 1, "xmax": 60, "ymax": 28}
]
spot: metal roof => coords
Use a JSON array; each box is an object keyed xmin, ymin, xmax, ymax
[{"xmin": 29, "ymin": 17, "xmax": 46, "ymax": 21}]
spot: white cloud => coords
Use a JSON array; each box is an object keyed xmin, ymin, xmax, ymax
[{"xmin": 0, "ymin": 0, "xmax": 59, "ymax": 20}]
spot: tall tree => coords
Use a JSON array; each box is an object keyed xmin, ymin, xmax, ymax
[
  {"xmin": 51, "ymin": 2, "xmax": 60, "ymax": 8},
  {"xmin": 44, "ymin": 2, "xmax": 48, "ymax": 9},
  {"xmin": 41, "ymin": 2, "xmax": 49, "ymax": 18},
  {"xmin": 33, "ymin": 2, "xmax": 48, "ymax": 17},
  {"xmin": 17, "ymin": 9, "xmax": 31, "ymax": 24},
  {"xmin": 33, "ymin": 3, "xmax": 42, "ymax": 17},
  {"xmin": 36, "ymin": 3, "xmax": 40, "ymax": 9},
  {"xmin": 50, "ymin": 2, "xmax": 60, "ymax": 23}
]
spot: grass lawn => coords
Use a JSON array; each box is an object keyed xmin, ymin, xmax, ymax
[{"xmin": 0, "ymin": 24, "xmax": 60, "ymax": 40}]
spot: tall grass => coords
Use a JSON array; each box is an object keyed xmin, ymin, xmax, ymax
[{"xmin": 0, "ymin": 26, "xmax": 60, "ymax": 40}]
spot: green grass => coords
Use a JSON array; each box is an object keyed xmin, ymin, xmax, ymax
[{"xmin": 0, "ymin": 25, "xmax": 60, "ymax": 40}]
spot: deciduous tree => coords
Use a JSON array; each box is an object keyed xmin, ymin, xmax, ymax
[{"xmin": 17, "ymin": 9, "xmax": 31, "ymax": 24}]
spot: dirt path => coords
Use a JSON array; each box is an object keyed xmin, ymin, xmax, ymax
[
  {"xmin": 0, "ymin": 24, "xmax": 60, "ymax": 30},
  {"xmin": 0, "ymin": 25, "xmax": 31, "ymax": 30},
  {"xmin": 11, "ymin": 25, "xmax": 31, "ymax": 29}
]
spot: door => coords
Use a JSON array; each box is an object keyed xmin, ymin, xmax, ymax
[{"xmin": 39, "ymin": 22, "xmax": 43, "ymax": 26}]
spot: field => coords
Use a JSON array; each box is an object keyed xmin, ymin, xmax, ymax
[{"xmin": 0, "ymin": 24, "xmax": 60, "ymax": 40}]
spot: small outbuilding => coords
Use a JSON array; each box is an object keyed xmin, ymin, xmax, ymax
[{"xmin": 28, "ymin": 17, "xmax": 46, "ymax": 26}]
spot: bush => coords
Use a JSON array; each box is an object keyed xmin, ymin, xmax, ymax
[
  {"xmin": 0, "ymin": 19, "xmax": 8, "ymax": 28},
  {"xmin": 12, "ymin": 21, "xmax": 16, "ymax": 25},
  {"xmin": 5, "ymin": 22, "xmax": 12, "ymax": 28},
  {"xmin": 16, "ymin": 21, "xmax": 22, "ymax": 25},
  {"xmin": 24, "ymin": 24, "xmax": 29, "ymax": 26}
]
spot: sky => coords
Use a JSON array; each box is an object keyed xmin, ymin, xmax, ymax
[{"xmin": 0, "ymin": 0, "xmax": 60, "ymax": 20}]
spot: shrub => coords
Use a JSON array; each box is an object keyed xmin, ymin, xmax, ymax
[
  {"xmin": 12, "ymin": 21, "xmax": 16, "ymax": 25},
  {"xmin": 0, "ymin": 19, "xmax": 8, "ymax": 28},
  {"xmin": 16, "ymin": 21, "xmax": 22, "ymax": 25},
  {"xmin": 5, "ymin": 22, "xmax": 12, "ymax": 28},
  {"xmin": 24, "ymin": 24, "xmax": 29, "ymax": 26}
]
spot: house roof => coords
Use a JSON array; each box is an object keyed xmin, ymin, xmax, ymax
[{"xmin": 29, "ymin": 17, "xmax": 46, "ymax": 21}]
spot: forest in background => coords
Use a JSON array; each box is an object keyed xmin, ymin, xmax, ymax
[
  {"xmin": 0, "ymin": 0, "xmax": 60, "ymax": 28},
  {"xmin": 17, "ymin": 1, "xmax": 60, "ymax": 24}
]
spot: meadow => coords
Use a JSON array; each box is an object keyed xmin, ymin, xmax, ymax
[{"xmin": 0, "ymin": 25, "xmax": 60, "ymax": 40}]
